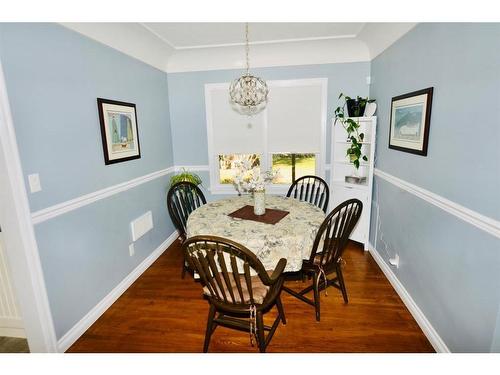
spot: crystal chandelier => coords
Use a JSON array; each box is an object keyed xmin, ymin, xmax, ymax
[{"xmin": 229, "ymin": 23, "xmax": 269, "ymax": 115}]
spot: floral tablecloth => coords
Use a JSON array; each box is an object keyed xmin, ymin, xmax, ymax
[{"xmin": 186, "ymin": 195, "xmax": 325, "ymax": 272}]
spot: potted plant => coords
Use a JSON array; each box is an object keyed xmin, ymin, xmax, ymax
[
  {"xmin": 169, "ymin": 168, "xmax": 203, "ymax": 187},
  {"xmin": 343, "ymin": 94, "xmax": 375, "ymax": 117},
  {"xmin": 334, "ymin": 93, "xmax": 374, "ymax": 181}
]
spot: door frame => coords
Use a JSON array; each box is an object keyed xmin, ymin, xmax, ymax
[{"xmin": 0, "ymin": 57, "xmax": 58, "ymax": 352}]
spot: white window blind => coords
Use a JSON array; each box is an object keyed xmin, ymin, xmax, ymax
[
  {"xmin": 207, "ymin": 85, "xmax": 265, "ymax": 155},
  {"xmin": 267, "ymin": 83, "xmax": 324, "ymax": 153},
  {"xmin": 205, "ymin": 78, "xmax": 327, "ymax": 193}
]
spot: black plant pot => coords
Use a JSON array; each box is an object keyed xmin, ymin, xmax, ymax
[{"xmin": 346, "ymin": 99, "xmax": 366, "ymax": 117}]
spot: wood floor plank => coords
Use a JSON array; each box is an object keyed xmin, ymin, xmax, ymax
[{"xmin": 68, "ymin": 239, "xmax": 434, "ymax": 353}]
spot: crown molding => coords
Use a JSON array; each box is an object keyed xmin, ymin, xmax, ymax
[
  {"xmin": 166, "ymin": 38, "xmax": 371, "ymax": 73},
  {"xmin": 172, "ymin": 34, "xmax": 358, "ymax": 50},
  {"xmin": 60, "ymin": 22, "xmax": 174, "ymax": 72},
  {"xmin": 59, "ymin": 22, "xmax": 417, "ymax": 73}
]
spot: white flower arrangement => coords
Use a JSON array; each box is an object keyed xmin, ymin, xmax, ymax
[{"xmin": 232, "ymin": 159, "xmax": 279, "ymax": 194}]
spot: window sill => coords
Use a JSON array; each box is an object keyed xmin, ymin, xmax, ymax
[{"xmin": 208, "ymin": 185, "xmax": 290, "ymax": 196}]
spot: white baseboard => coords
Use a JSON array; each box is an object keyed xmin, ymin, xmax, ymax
[
  {"xmin": 0, "ymin": 317, "xmax": 26, "ymax": 338},
  {"xmin": 0, "ymin": 326, "xmax": 26, "ymax": 338},
  {"xmin": 56, "ymin": 230, "xmax": 179, "ymax": 352},
  {"xmin": 367, "ymin": 242, "xmax": 450, "ymax": 353}
]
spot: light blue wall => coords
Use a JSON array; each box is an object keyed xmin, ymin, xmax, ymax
[
  {"xmin": 370, "ymin": 23, "xmax": 500, "ymax": 220},
  {"xmin": 167, "ymin": 62, "xmax": 370, "ymax": 167},
  {"xmin": 369, "ymin": 23, "xmax": 500, "ymax": 352},
  {"xmin": 3, "ymin": 21, "xmax": 499, "ymax": 350},
  {"xmin": 0, "ymin": 23, "xmax": 176, "ymax": 339},
  {"xmin": 34, "ymin": 177, "xmax": 174, "ymax": 338},
  {"xmin": 0, "ymin": 23, "xmax": 174, "ymax": 212}
]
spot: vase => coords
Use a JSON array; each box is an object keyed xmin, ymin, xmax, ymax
[
  {"xmin": 346, "ymin": 99, "xmax": 367, "ymax": 117},
  {"xmin": 253, "ymin": 190, "xmax": 266, "ymax": 215}
]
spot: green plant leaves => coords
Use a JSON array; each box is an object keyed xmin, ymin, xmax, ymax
[
  {"xmin": 334, "ymin": 92, "xmax": 371, "ymax": 170},
  {"xmin": 170, "ymin": 169, "xmax": 203, "ymax": 187}
]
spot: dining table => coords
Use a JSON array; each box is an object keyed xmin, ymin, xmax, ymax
[{"xmin": 186, "ymin": 194, "xmax": 326, "ymax": 272}]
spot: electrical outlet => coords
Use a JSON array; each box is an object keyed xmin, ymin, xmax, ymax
[
  {"xmin": 389, "ymin": 253, "xmax": 399, "ymax": 268},
  {"xmin": 129, "ymin": 243, "xmax": 135, "ymax": 257}
]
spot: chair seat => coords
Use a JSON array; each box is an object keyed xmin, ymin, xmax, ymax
[{"xmin": 203, "ymin": 273, "xmax": 270, "ymax": 304}]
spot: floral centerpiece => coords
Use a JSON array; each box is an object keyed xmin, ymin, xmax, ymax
[{"xmin": 232, "ymin": 159, "xmax": 278, "ymax": 215}]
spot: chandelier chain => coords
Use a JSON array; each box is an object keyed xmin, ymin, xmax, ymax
[
  {"xmin": 229, "ymin": 22, "xmax": 269, "ymax": 115},
  {"xmin": 245, "ymin": 22, "xmax": 250, "ymax": 75}
]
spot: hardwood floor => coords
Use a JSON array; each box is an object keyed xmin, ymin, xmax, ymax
[{"xmin": 68, "ymin": 239, "xmax": 434, "ymax": 353}]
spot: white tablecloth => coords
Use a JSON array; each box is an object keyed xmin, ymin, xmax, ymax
[{"xmin": 186, "ymin": 195, "xmax": 325, "ymax": 272}]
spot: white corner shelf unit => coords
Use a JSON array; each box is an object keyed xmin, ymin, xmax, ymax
[{"xmin": 330, "ymin": 116, "xmax": 377, "ymax": 250}]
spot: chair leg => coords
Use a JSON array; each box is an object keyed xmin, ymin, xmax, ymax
[
  {"xmin": 313, "ymin": 272, "xmax": 320, "ymax": 322},
  {"xmin": 203, "ymin": 304, "xmax": 216, "ymax": 353},
  {"xmin": 276, "ymin": 296, "xmax": 286, "ymax": 325},
  {"xmin": 180, "ymin": 236, "xmax": 187, "ymax": 279},
  {"xmin": 336, "ymin": 264, "xmax": 348, "ymax": 303},
  {"xmin": 255, "ymin": 310, "xmax": 266, "ymax": 353}
]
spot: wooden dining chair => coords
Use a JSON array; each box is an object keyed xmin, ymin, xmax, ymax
[
  {"xmin": 183, "ymin": 235, "xmax": 287, "ymax": 353},
  {"xmin": 286, "ymin": 175, "xmax": 330, "ymax": 213},
  {"xmin": 167, "ymin": 181, "xmax": 207, "ymax": 278},
  {"xmin": 283, "ymin": 199, "xmax": 363, "ymax": 321}
]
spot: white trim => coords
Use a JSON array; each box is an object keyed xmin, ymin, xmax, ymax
[
  {"xmin": 0, "ymin": 317, "xmax": 26, "ymax": 338},
  {"xmin": 319, "ymin": 78, "xmax": 328, "ymax": 179},
  {"xmin": 31, "ymin": 167, "xmax": 175, "ymax": 225},
  {"xmin": 173, "ymin": 34, "xmax": 358, "ymax": 50},
  {"xmin": 29, "ymin": 161, "xmax": 326, "ymax": 226},
  {"xmin": 367, "ymin": 242, "xmax": 450, "ymax": 353},
  {"xmin": 0, "ymin": 58, "xmax": 58, "ymax": 352},
  {"xmin": 174, "ymin": 165, "xmax": 210, "ymax": 172},
  {"xmin": 58, "ymin": 23, "xmax": 416, "ymax": 74},
  {"xmin": 0, "ymin": 327, "xmax": 26, "ymax": 339},
  {"xmin": 204, "ymin": 78, "xmax": 328, "ymax": 195},
  {"xmin": 204, "ymin": 83, "xmax": 218, "ymax": 194},
  {"xmin": 57, "ymin": 230, "xmax": 179, "ymax": 353},
  {"xmin": 138, "ymin": 23, "xmax": 176, "ymax": 49},
  {"xmin": 374, "ymin": 168, "xmax": 500, "ymax": 239}
]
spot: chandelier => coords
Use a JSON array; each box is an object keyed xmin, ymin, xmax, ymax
[{"xmin": 229, "ymin": 23, "xmax": 269, "ymax": 115}]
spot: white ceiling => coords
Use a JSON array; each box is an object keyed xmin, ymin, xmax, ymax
[
  {"xmin": 143, "ymin": 22, "xmax": 367, "ymax": 49},
  {"xmin": 61, "ymin": 23, "xmax": 417, "ymax": 73}
]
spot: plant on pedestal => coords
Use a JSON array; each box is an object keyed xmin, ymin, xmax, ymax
[{"xmin": 334, "ymin": 93, "xmax": 373, "ymax": 170}]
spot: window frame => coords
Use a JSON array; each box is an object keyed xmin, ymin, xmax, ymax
[
  {"xmin": 205, "ymin": 78, "xmax": 328, "ymax": 195},
  {"xmin": 270, "ymin": 152, "xmax": 319, "ymax": 186}
]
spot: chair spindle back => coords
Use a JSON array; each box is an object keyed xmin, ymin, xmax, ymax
[
  {"xmin": 167, "ymin": 181, "xmax": 206, "ymax": 238},
  {"xmin": 183, "ymin": 236, "xmax": 270, "ymax": 306},
  {"xmin": 311, "ymin": 199, "xmax": 363, "ymax": 267},
  {"xmin": 286, "ymin": 175, "xmax": 330, "ymax": 213}
]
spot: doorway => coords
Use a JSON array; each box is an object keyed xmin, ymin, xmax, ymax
[
  {"xmin": 0, "ymin": 231, "xmax": 29, "ymax": 352},
  {"xmin": 0, "ymin": 57, "xmax": 57, "ymax": 352}
]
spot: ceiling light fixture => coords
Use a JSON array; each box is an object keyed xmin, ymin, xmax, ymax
[{"xmin": 229, "ymin": 23, "xmax": 269, "ymax": 115}]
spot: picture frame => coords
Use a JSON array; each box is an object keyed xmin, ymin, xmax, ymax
[
  {"xmin": 388, "ymin": 87, "xmax": 433, "ymax": 156},
  {"xmin": 97, "ymin": 98, "xmax": 141, "ymax": 165}
]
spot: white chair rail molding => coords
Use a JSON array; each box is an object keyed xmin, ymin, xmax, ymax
[{"xmin": 0, "ymin": 11, "xmax": 499, "ymax": 367}]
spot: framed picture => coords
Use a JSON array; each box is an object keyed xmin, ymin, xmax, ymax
[
  {"xmin": 97, "ymin": 98, "xmax": 141, "ymax": 165},
  {"xmin": 389, "ymin": 87, "xmax": 433, "ymax": 156}
]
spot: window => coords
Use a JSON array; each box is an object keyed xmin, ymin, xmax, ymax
[
  {"xmin": 205, "ymin": 78, "xmax": 327, "ymax": 193},
  {"xmin": 218, "ymin": 154, "xmax": 260, "ymax": 184},
  {"xmin": 272, "ymin": 153, "xmax": 316, "ymax": 184}
]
